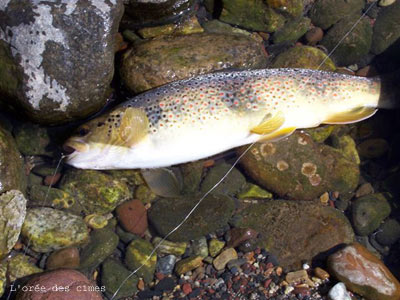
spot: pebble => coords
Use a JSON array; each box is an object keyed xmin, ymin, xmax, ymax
[
  {"xmin": 156, "ymin": 255, "xmax": 177, "ymax": 275},
  {"xmin": 285, "ymin": 270, "xmax": 314, "ymax": 287},
  {"xmin": 208, "ymin": 238, "xmax": 225, "ymax": 257},
  {"xmin": 305, "ymin": 27, "xmax": 324, "ymax": 44},
  {"xmin": 226, "ymin": 228, "xmax": 259, "ymax": 248},
  {"xmin": 175, "ymin": 256, "xmax": 203, "ymax": 275},
  {"xmin": 328, "ymin": 282, "xmax": 352, "ymax": 300},
  {"xmin": 192, "ymin": 237, "xmax": 209, "ymax": 258},
  {"xmin": 182, "ymin": 283, "xmax": 192, "ymax": 295},
  {"xmin": 213, "ymin": 248, "xmax": 238, "ymax": 271},
  {"xmin": 116, "ymin": 199, "xmax": 148, "ymax": 236},
  {"xmin": 314, "ymin": 267, "xmax": 330, "ymax": 280},
  {"xmin": 355, "ymin": 183, "xmax": 374, "ymax": 198},
  {"xmin": 328, "ymin": 243, "xmax": 400, "ymax": 300},
  {"xmin": 43, "ymin": 173, "xmax": 61, "ymax": 186},
  {"xmin": 152, "ymin": 237, "xmax": 187, "ymax": 256},
  {"xmin": 46, "ymin": 247, "xmax": 80, "ymax": 270},
  {"xmin": 154, "ymin": 277, "xmax": 175, "ymax": 292},
  {"xmin": 379, "ymin": 0, "xmax": 396, "ymax": 6}
]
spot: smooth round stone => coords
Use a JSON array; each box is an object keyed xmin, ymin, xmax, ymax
[
  {"xmin": 125, "ymin": 239, "xmax": 157, "ymax": 283},
  {"xmin": 376, "ymin": 219, "xmax": 400, "ymax": 246},
  {"xmin": 15, "ymin": 269, "xmax": 103, "ymax": 300},
  {"xmin": 357, "ymin": 138, "xmax": 390, "ymax": 159},
  {"xmin": 21, "ymin": 207, "xmax": 89, "ymax": 253},
  {"xmin": 156, "ymin": 255, "xmax": 177, "ymax": 275},
  {"xmin": 152, "ymin": 237, "xmax": 187, "ymax": 256},
  {"xmin": 213, "ymin": 248, "xmax": 238, "ymax": 271},
  {"xmin": 46, "ymin": 247, "xmax": 80, "ymax": 270},
  {"xmin": 7, "ymin": 254, "xmax": 43, "ymax": 282},
  {"xmin": 175, "ymin": 256, "xmax": 203, "ymax": 275},
  {"xmin": 116, "ymin": 199, "xmax": 148, "ymax": 236},
  {"xmin": 305, "ymin": 27, "xmax": 324, "ymax": 45}
]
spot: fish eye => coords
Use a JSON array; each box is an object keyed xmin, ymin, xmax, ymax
[{"xmin": 77, "ymin": 127, "xmax": 90, "ymax": 137}]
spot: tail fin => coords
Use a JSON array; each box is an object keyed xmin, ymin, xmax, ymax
[{"xmin": 377, "ymin": 70, "xmax": 400, "ymax": 109}]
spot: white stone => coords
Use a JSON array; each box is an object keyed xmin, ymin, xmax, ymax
[{"xmin": 328, "ymin": 282, "xmax": 352, "ymax": 300}]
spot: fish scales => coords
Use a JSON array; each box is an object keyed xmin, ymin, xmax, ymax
[{"xmin": 64, "ymin": 68, "xmax": 382, "ymax": 169}]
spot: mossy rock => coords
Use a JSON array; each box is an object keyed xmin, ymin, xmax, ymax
[
  {"xmin": 309, "ymin": 0, "xmax": 365, "ymax": 30},
  {"xmin": 13, "ymin": 123, "xmax": 52, "ymax": 156},
  {"xmin": 273, "ymin": 17, "xmax": 311, "ymax": 44},
  {"xmin": 0, "ymin": 125, "xmax": 26, "ymax": 195},
  {"xmin": 28, "ymin": 185, "xmax": 78, "ymax": 211},
  {"xmin": 220, "ymin": 0, "xmax": 285, "ymax": 32},
  {"xmin": 266, "ymin": 0, "xmax": 304, "ymax": 18},
  {"xmin": 352, "ymin": 193, "xmax": 392, "ymax": 236},
  {"xmin": 321, "ymin": 16, "xmax": 372, "ymax": 66},
  {"xmin": 125, "ymin": 239, "xmax": 156, "ymax": 283},
  {"xmin": 6, "ymin": 254, "xmax": 42, "ymax": 282},
  {"xmin": 272, "ymin": 45, "xmax": 336, "ymax": 71},
  {"xmin": 148, "ymin": 194, "xmax": 235, "ymax": 242},
  {"xmin": 59, "ymin": 169, "xmax": 131, "ymax": 215},
  {"xmin": 236, "ymin": 200, "xmax": 354, "ymax": 269}
]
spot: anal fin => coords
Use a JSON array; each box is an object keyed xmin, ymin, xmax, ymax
[{"xmin": 323, "ymin": 106, "xmax": 377, "ymax": 124}]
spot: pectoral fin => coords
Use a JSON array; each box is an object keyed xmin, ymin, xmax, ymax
[
  {"xmin": 119, "ymin": 107, "xmax": 149, "ymax": 147},
  {"xmin": 259, "ymin": 126, "xmax": 297, "ymax": 142},
  {"xmin": 323, "ymin": 106, "xmax": 377, "ymax": 124},
  {"xmin": 251, "ymin": 111, "xmax": 285, "ymax": 135}
]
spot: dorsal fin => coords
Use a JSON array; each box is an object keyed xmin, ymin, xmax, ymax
[
  {"xmin": 323, "ymin": 106, "xmax": 377, "ymax": 124},
  {"xmin": 251, "ymin": 111, "xmax": 285, "ymax": 135}
]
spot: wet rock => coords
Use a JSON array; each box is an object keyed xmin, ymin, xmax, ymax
[
  {"xmin": 208, "ymin": 239, "xmax": 225, "ymax": 257},
  {"xmin": 0, "ymin": 262, "xmax": 5, "ymax": 298},
  {"xmin": 154, "ymin": 277, "xmax": 175, "ymax": 292},
  {"xmin": 137, "ymin": 16, "xmax": 203, "ymax": 39},
  {"xmin": 84, "ymin": 213, "xmax": 110, "ymax": 230},
  {"xmin": 305, "ymin": 27, "xmax": 324, "ymax": 45},
  {"xmin": 202, "ymin": 20, "xmax": 255, "ymax": 38},
  {"xmin": 125, "ymin": 239, "xmax": 157, "ymax": 283},
  {"xmin": 0, "ymin": 190, "xmax": 26, "ymax": 259},
  {"xmin": 237, "ymin": 183, "xmax": 273, "ymax": 199},
  {"xmin": 0, "ymin": 126, "xmax": 26, "ymax": 195},
  {"xmin": 101, "ymin": 258, "xmax": 138, "ymax": 300},
  {"xmin": 328, "ymin": 282, "xmax": 352, "ymax": 300},
  {"xmin": 0, "ymin": 1, "xmax": 123, "ymax": 124},
  {"xmin": 116, "ymin": 199, "xmax": 147, "ymax": 236},
  {"xmin": 124, "ymin": 0, "xmax": 195, "ymax": 27},
  {"xmin": 266, "ymin": 0, "xmax": 304, "ymax": 17},
  {"xmin": 46, "ymin": 247, "xmax": 80, "ymax": 270},
  {"xmin": 305, "ymin": 125, "xmax": 335, "ymax": 143},
  {"xmin": 180, "ymin": 160, "xmax": 204, "ymax": 195},
  {"xmin": 272, "ymin": 45, "xmax": 336, "ymax": 71},
  {"xmin": 321, "ymin": 16, "xmax": 372, "ymax": 66},
  {"xmin": 7, "ymin": 254, "xmax": 42, "ymax": 282},
  {"xmin": 59, "ymin": 169, "xmax": 131, "ymax": 215},
  {"xmin": 314, "ymin": 267, "xmax": 330, "ymax": 280},
  {"xmin": 226, "ymin": 227, "xmax": 259, "ymax": 248},
  {"xmin": 273, "ymin": 17, "xmax": 310, "ymax": 44},
  {"xmin": 148, "ymin": 194, "xmax": 235, "ymax": 242},
  {"xmin": 376, "ymin": 219, "xmax": 400, "ymax": 246},
  {"xmin": 235, "ymin": 200, "xmax": 354, "ymax": 269},
  {"xmin": 200, "ymin": 162, "xmax": 246, "ymax": 196},
  {"xmin": 352, "ymin": 193, "xmax": 391, "ymax": 236},
  {"xmin": 175, "ymin": 256, "xmax": 203, "ymax": 275},
  {"xmin": 213, "ymin": 248, "xmax": 238, "ymax": 271},
  {"xmin": 309, "ymin": 0, "xmax": 364, "ymax": 30},
  {"xmin": 355, "ymin": 183, "xmax": 374, "ymax": 198},
  {"xmin": 357, "ymin": 138, "xmax": 390, "ymax": 159},
  {"xmin": 191, "ymin": 237, "xmax": 209, "ymax": 258},
  {"xmin": 120, "ymin": 33, "xmax": 267, "ymax": 93},
  {"xmin": 28, "ymin": 185, "xmax": 77, "ymax": 211},
  {"xmin": 79, "ymin": 228, "xmax": 119, "ymax": 271},
  {"xmin": 105, "ymin": 169, "xmax": 144, "ymax": 194},
  {"xmin": 371, "ymin": 0, "xmax": 400, "ymax": 54},
  {"xmin": 328, "ymin": 243, "xmax": 400, "ymax": 300},
  {"xmin": 285, "ymin": 270, "xmax": 313, "ymax": 286},
  {"xmin": 13, "ymin": 123, "xmax": 51, "ymax": 156},
  {"xmin": 116, "ymin": 225, "xmax": 137, "ymax": 244},
  {"xmin": 21, "ymin": 207, "xmax": 89, "ymax": 252},
  {"xmin": 156, "ymin": 255, "xmax": 177, "ymax": 275},
  {"xmin": 220, "ymin": 0, "xmax": 285, "ymax": 32},
  {"xmin": 239, "ymin": 132, "xmax": 359, "ymax": 201},
  {"xmin": 152, "ymin": 237, "xmax": 187, "ymax": 256},
  {"xmin": 15, "ymin": 269, "xmax": 103, "ymax": 300},
  {"xmin": 331, "ymin": 135, "xmax": 360, "ymax": 165}
]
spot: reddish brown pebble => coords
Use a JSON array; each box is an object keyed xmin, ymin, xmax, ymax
[
  {"xmin": 275, "ymin": 266, "xmax": 283, "ymax": 276},
  {"xmin": 155, "ymin": 272, "xmax": 165, "ymax": 281},
  {"xmin": 293, "ymin": 286, "xmax": 311, "ymax": 296},
  {"xmin": 314, "ymin": 267, "xmax": 330, "ymax": 280},
  {"xmin": 182, "ymin": 283, "xmax": 192, "ymax": 295},
  {"xmin": 264, "ymin": 278, "xmax": 272, "ymax": 288},
  {"xmin": 13, "ymin": 241, "xmax": 23, "ymax": 250},
  {"xmin": 15, "ymin": 269, "xmax": 102, "ymax": 300},
  {"xmin": 137, "ymin": 279, "xmax": 145, "ymax": 291},
  {"xmin": 44, "ymin": 173, "xmax": 61, "ymax": 186},
  {"xmin": 46, "ymin": 247, "xmax": 80, "ymax": 270},
  {"xmin": 305, "ymin": 27, "xmax": 323, "ymax": 44},
  {"xmin": 203, "ymin": 159, "xmax": 215, "ymax": 168},
  {"xmin": 116, "ymin": 199, "xmax": 148, "ymax": 236}
]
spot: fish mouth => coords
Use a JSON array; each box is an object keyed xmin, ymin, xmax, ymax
[{"xmin": 63, "ymin": 138, "xmax": 89, "ymax": 155}]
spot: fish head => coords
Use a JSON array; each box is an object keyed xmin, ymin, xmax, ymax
[{"xmin": 63, "ymin": 107, "xmax": 149, "ymax": 169}]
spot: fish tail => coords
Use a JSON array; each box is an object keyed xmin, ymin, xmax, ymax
[{"xmin": 377, "ymin": 70, "xmax": 400, "ymax": 109}]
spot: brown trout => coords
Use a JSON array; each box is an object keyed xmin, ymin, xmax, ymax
[{"xmin": 63, "ymin": 68, "xmax": 391, "ymax": 169}]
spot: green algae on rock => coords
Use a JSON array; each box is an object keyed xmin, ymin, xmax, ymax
[
  {"xmin": 148, "ymin": 194, "xmax": 235, "ymax": 242},
  {"xmin": 321, "ymin": 16, "xmax": 372, "ymax": 66},
  {"xmin": 352, "ymin": 193, "xmax": 392, "ymax": 236},
  {"xmin": 29, "ymin": 185, "xmax": 77, "ymax": 211},
  {"xmin": 220, "ymin": 0, "xmax": 285, "ymax": 32},
  {"xmin": 331, "ymin": 135, "xmax": 360, "ymax": 165},
  {"xmin": 304, "ymin": 125, "xmax": 335, "ymax": 144},
  {"xmin": 371, "ymin": 0, "xmax": 400, "ymax": 54},
  {"xmin": 0, "ymin": 125, "xmax": 26, "ymax": 195},
  {"xmin": 237, "ymin": 183, "xmax": 273, "ymax": 200},
  {"xmin": 21, "ymin": 207, "xmax": 89, "ymax": 253},
  {"xmin": 101, "ymin": 258, "xmax": 138, "ymax": 300},
  {"xmin": 125, "ymin": 239, "xmax": 157, "ymax": 283},
  {"xmin": 13, "ymin": 123, "xmax": 51, "ymax": 156},
  {"xmin": 0, "ymin": 190, "xmax": 27, "ymax": 259},
  {"xmin": 272, "ymin": 45, "xmax": 336, "ymax": 71},
  {"xmin": 236, "ymin": 200, "xmax": 354, "ymax": 269},
  {"xmin": 152, "ymin": 237, "xmax": 187, "ymax": 257},
  {"xmin": 7, "ymin": 254, "xmax": 42, "ymax": 282},
  {"xmin": 120, "ymin": 33, "xmax": 267, "ymax": 93},
  {"xmin": 0, "ymin": 262, "xmax": 5, "ymax": 298},
  {"xmin": 309, "ymin": 0, "xmax": 365, "ymax": 30},
  {"xmin": 272, "ymin": 17, "xmax": 311, "ymax": 44},
  {"xmin": 238, "ymin": 132, "xmax": 359, "ymax": 201},
  {"xmin": 59, "ymin": 169, "xmax": 131, "ymax": 215},
  {"xmin": 175, "ymin": 256, "xmax": 203, "ymax": 275},
  {"xmin": 79, "ymin": 228, "xmax": 119, "ymax": 272}
]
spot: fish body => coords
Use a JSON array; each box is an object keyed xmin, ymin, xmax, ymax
[{"xmin": 64, "ymin": 68, "xmax": 382, "ymax": 169}]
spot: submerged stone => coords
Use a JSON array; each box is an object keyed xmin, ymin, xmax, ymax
[
  {"xmin": 273, "ymin": 17, "xmax": 310, "ymax": 44},
  {"xmin": 148, "ymin": 194, "xmax": 235, "ymax": 242},
  {"xmin": 28, "ymin": 185, "xmax": 77, "ymax": 211},
  {"xmin": 0, "ymin": 0, "xmax": 124, "ymax": 124},
  {"xmin": 7, "ymin": 254, "xmax": 42, "ymax": 282},
  {"xmin": 120, "ymin": 33, "xmax": 267, "ymax": 93},
  {"xmin": 376, "ymin": 219, "xmax": 400, "ymax": 246},
  {"xmin": 125, "ymin": 239, "xmax": 157, "ymax": 283}
]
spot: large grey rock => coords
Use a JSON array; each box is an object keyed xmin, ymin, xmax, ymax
[{"xmin": 0, "ymin": 0, "xmax": 124, "ymax": 124}]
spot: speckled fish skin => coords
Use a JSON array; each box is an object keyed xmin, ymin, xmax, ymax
[{"xmin": 64, "ymin": 68, "xmax": 381, "ymax": 169}]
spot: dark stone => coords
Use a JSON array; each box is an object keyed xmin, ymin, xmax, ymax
[{"xmin": 154, "ymin": 277, "xmax": 175, "ymax": 292}]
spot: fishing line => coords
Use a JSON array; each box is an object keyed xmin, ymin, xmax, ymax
[
  {"xmin": 6, "ymin": 154, "xmax": 66, "ymax": 300},
  {"xmin": 111, "ymin": 2, "xmax": 377, "ymax": 298}
]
